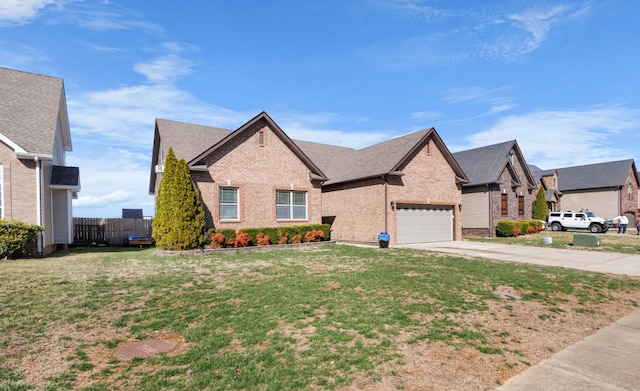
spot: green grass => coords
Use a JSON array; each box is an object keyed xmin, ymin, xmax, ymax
[
  {"xmin": 1, "ymin": 244, "xmax": 639, "ymax": 390},
  {"xmin": 465, "ymin": 230, "xmax": 640, "ymax": 253}
]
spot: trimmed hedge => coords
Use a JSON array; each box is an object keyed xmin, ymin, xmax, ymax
[
  {"xmin": 496, "ymin": 220, "xmax": 543, "ymax": 237},
  {"xmin": 208, "ymin": 224, "xmax": 331, "ymax": 248}
]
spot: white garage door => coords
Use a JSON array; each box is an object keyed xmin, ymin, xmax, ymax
[{"xmin": 396, "ymin": 206, "xmax": 453, "ymax": 244}]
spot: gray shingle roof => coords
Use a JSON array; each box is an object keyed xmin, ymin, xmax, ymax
[
  {"xmin": 453, "ymin": 140, "xmax": 515, "ymax": 186},
  {"xmin": 529, "ymin": 165, "xmax": 556, "ymax": 185},
  {"xmin": 155, "ymin": 118, "xmax": 232, "ymax": 163},
  {"xmin": 150, "ymin": 115, "xmax": 467, "ymax": 191},
  {"xmin": 554, "ymin": 159, "xmax": 638, "ymax": 191},
  {"xmin": 51, "ymin": 165, "xmax": 80, "ymax": 188},
  {"xmin": 0, "ymin": 67, "xmax": 66, "ymax": 155},
  {"xmin": 297, "ymin": 129, "xmax": 438, "ymax": 185},
  {"xmin": 453, "ymin": 140, "xmax": 536, "ymax": 188}
]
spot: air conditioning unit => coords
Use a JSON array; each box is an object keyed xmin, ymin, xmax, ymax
[{"xmin": 155, "ymin": 164, "xmax": 164, "ymax": 173}]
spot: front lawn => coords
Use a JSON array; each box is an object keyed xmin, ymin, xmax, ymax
[{"xmin": 1, "ymin": 244, "xmax": 638, "ymax": 390}]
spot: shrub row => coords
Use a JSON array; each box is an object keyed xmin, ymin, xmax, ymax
[
  {"xmin": 0, "ymin": 220, "xmax": 42, "ymax": 259},
  {"xmin": 206, "ymin": 224, "xmax": 331, "ymax": 248},
  {"xmin": 495, "ymin": 219, "xmax": 544, "ymax": 237}
]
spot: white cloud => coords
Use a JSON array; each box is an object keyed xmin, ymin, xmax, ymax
[
  {"xmin": 74, "ymin": 189, "xmax": 133, "ymax": 208},
  {"xmin": 506, "ymin": 4, "xmax": 590, "ymax": 56},
  {"xmin": 0, "ymin": 0, "xmax": 62, "ymax": 25},
  {"xmin": 374, "ymin": 0, "xmax": 446, "ymax": 19},
  {"xmin": 456, "ymin": 105, "xmax": 640, "ymax": 168},
  {"xmin": 370, "ymin": 2, "xmax": 591, "ymax": 67},
  {"xmin": 133, "ymin": 54, "xmax": 195, "ymax": 83},
  {"xmin": 68, "ymin": 4, "xmax": 163, "ymax": 34}
]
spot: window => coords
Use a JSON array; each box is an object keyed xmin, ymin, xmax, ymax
[
  {"xmin": 501, "ymin": 194, "xmax": 508, "ymax": 215},
  {"xmin": 518, "ymin": 196, "xmax": 524, "ymax": 216},
  {"xmin": 628, "ymin": 184, "xmax": 633, "ymax": 200},
  {"xmin": 219, "ymin": 187, "xmax": 239, "ymax": 220},
  {"xmin": 508, "ymin": 152, "xmax": 514, "ymax": 164},
  {"xmin": 276, "ymin": 190, "xmax": 307, "ymax": 220}
]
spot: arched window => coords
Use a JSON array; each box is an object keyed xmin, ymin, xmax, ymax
[{"xmin": 628, "ymin": 184, "xmax": 633, "ymax": 200}]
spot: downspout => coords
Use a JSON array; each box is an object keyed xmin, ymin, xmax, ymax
[
  {"xmin": 488, "ymin": 184, "xmax": 493, "ymax": 237},
  {"xmin": 35, "ymin": 157, "xmax": 43, "ymax": 254},
  {"xmin": 383, "ymin": 176, "xmax": 388, "ymax": 232}
]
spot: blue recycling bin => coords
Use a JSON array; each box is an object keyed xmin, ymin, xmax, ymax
[{"xmin": 378, "ymin": 232, "xmax": 390, "ymax": 248}]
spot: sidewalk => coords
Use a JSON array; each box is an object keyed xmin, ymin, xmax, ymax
[
  {"xmin": 496, "ymin": 309, "xmax": 640, "ymax": 391},
  {"xmin": 396, "ymin": 241, "xmax": 640, "ymax": 390}
]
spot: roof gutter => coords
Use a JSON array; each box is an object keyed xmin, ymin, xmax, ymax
[{"xmin": 16, "ymin": 152, "xmax": 53, "ymax": 161}]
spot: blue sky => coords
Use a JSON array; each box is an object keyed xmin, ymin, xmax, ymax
[{"xmin": 1, "ymin": 0, "xmax": 639, "ymax": 218}]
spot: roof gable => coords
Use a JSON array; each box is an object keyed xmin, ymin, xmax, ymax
[
  {"xmin": 453, "ymin": 140, "xmax": 536, "ymax": 188},
  {"xmin": 188, "ymin": 112, "xmax": 327, "ymax": 180},
  {"xmin": 0, "ymin": 67, "xmax": 70, "ymax": 157},
  {"xmin": 297, "ymin": 128, "xmax": 467, "ymax": 186}
]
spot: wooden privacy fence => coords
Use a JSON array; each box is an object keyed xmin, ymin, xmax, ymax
[{"xmin": 73, "ymin": 217, "xmax": 153, "ymax": 246}]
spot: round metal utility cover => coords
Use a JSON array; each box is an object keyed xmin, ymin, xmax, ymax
[{"xmin": 113, "ymin": 339, "xmax": 177, "ymax": 361}]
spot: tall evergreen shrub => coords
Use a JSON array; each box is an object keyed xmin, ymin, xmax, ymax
[
  {"xmin": 152, "ymin": 148, "xmax": 206, "ymax": 250},
  {"xmin": 532, "ymin": 188, "xmax": 548, "ymax": 221}
]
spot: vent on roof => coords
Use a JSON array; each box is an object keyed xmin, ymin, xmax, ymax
[{"xmin": 155, "ymin": 164, "xmax": 164, "ymax": 173}]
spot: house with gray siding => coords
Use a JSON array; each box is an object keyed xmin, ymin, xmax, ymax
[
  {"xmin": 0, "ymin": 67, "xmax": 80, "ymax": 255},
  {"xmin": 544, "ymin": 159, "xmax": 639, "ymax": 226}
]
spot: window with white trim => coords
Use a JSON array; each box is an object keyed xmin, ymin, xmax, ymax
[
  {"xmin": 276, "ymin": 190, "xmax": 307, "ymax": 220},
  {"xmin": 219, "ymin": 187, "xmax": 239, "ymax": 220}
]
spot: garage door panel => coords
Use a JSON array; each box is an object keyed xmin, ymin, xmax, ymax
[{"xmin": 396, "ymin": 206, "xmax": 452, "ymax": 244}]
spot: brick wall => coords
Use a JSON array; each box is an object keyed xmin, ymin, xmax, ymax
[
  {"xmin": 322, "ymin": 137, "xmax": 463, "ymax": 245},
  {"xmin": 193, "ymin": 120, "xmax": 322, "ymax": 231},
  {"xmin": 0, "ymin": 143, "xmax": 38, "ymax": 223},
  {"xmin": 621, "ymin": 168, "xmax": 639, "ymax": 225}
]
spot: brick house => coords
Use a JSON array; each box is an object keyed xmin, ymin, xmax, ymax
[
  {"xmin": 452, "ymin": 140, "xmax": 537, "ymax": 236},
  {"xmin": 149, "ymin": 112, "xmax": 468, "ymax": 245},
  {"xmin": 0, "ymin": 67, "xmax": 80, "ymax": 255},
  {"xmin": 529, "ymin": 166, "xmax": 561, "ymax": 213}
]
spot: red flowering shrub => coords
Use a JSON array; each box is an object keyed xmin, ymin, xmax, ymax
[
  {"xmin": 304, "ymin": 230, "xmax": 324, "ymax": 242},
  {"xmin": 233, "ymin": 232, "xmax": 250, "ymax": 247},
  {"xmin": 291, "ymin": 234, "xmax": 302, "ymax": 244},
  {"xmin": 277, "ymin": 232, "xmax": 289, "ymax": 245},
  {"xmin": 209, "ymin": 232, "xmax": 227, "ymax": 249},
  {"xmin": 256, "ymin": 233, "xmax": 271, "ymax": 246},
  {"xmin": 514, "ymin": 226, "xmax": 521, "ymax": 237}
]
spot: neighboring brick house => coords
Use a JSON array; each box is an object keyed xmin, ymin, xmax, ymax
[
  {"xmin": 548, "ymin": 159, "xmax": 639, "ymax": 225},
  {"xmin": 149, "ymin": 112, "xmax": 468, "ymax": 245},
  {"xmin": 529, "ymin": 166, "xmax": 561, "ymax": 213},
  {"xmin": 453, "ymin": 140, "xmax": 537, "ymax": 236},
  {"xmin": 0, "ymin": 67, "xmax": 80, "ymax": 255}
]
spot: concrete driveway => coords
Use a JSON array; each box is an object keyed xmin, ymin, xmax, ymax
[
  {"xmin": 397, "ymin": 241, "xmax": 640, "ymax": 277},
  {"xmin": 395, "ymin": 240, "xmax": 640, "ymax": 390}
]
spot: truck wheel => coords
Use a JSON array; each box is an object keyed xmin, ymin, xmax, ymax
[
  {"xmin": 589, "ymin": 224, "xmax": 602, "ymax": 233},
  {"xmin": 551, "ymin": 222, "xmax": 562, "ymax": 231}
]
